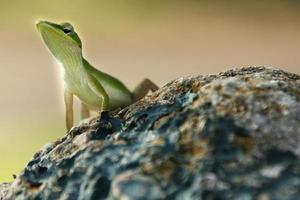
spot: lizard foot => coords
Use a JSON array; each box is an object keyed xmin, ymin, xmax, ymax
[{"xmin": 89, "ymin": 111, "xmax": 122, "ymax": 140}]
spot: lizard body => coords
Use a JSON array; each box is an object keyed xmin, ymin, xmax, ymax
[{"xmin": 37, "ymin": 21, "xmax": 158, "ymax": 131}]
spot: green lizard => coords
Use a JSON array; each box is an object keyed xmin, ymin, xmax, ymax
[{"xmin": 36, "ymin": 21, "xmax": 158, "ymax": 131}]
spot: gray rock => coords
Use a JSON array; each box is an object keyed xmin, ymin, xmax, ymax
[
  {"xmin": 1, "ymin": 67, "xmax": 300, "ymax": 200},
  {"xmin": 0, "ymin": 183, "xmax": 10, "ymax": 200}
]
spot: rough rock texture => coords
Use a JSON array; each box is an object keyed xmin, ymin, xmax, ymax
[
  {"xmin": 1, "ymin": 67, "xmax": 300, "ymax": 200},
  {"xmin": 0, "ymin": 183, "xmax": 10, "ymax": 200}
]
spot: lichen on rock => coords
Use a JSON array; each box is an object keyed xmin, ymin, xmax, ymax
[{"xmin": 1, "ymin": 67, "xmax": 300, "ymax": 200}]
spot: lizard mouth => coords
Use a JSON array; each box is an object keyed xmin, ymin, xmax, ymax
[
  {"xmin": 36, "ymin": 21, "xmax": 83, "ymax": 63},
  {"xmin": 37, "ymin": 21, "xmax": 65, "ymax": 38},
  {"xmin": 37, "ymin": 21, "xmax": 77, "ymax": 44},
  {"xmin": 36, "ymin": 21, "xmax": 60, "ymax": 33}
]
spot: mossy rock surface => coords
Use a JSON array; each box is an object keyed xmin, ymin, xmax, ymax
[{"xmin": 1, "ymin": 67, "xmax": 300, "ymax": 200}]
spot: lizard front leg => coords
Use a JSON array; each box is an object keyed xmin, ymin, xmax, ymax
[
  {"xmin": 132, "ymin": 78, "xmax": 159, "ymax": 102},
  {"xmin": 86, "ymin": 73, "xmax": 110, "ymax": 116},
  {"xmin": 64, "ymin": 90, "xmax": 74, "ymax": 131}
]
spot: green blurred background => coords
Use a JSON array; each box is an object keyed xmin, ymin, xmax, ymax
[{"xmin": 0, "ymin": 0, "xmax": 299, "ymax": 182}]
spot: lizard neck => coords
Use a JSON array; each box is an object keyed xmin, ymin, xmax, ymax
[
  {"xmin": 57, "ymin": 56, "xmax": 87, "ymax": 93},
  {"xmin": 58, "ymin": 55, "xmax": 85, "ymax": 76}
]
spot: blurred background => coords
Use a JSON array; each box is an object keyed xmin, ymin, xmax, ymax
[{"xmin": 0, "ymin": 0, "xmax": 299, "ymax": 181}]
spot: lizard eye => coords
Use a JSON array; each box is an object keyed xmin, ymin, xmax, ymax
[
  {"xmin": 61, "ymin": 22, "xmax": 74, "ymax": 35},
  {"xmin": 63, "ymin": 28, "xmax": 72, "ymax": 34}
]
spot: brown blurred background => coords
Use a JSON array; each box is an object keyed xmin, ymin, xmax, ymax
[{"xmin": 0, "ymin": 0, "xmax": 299, "ymax": 181}]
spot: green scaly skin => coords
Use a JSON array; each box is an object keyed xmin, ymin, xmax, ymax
[{"xmin": 36, "ymin": 21, "xmax": 132, "ymax": 112}]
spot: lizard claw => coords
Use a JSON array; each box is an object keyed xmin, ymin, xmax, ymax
[
  {"xmin": 99, "ymin": 111, "xmax": 110, "ymax": 119},
  {"xmin": 91, "ymin": 111, "xmax": 122, "ymax": 140},
  {"xmin": 97, "ymin": 111, "xmax": 113, "ymax": 132},
  {"xmin": 98, "ymin": 120, "xmax": 113, "ymax": 130}
]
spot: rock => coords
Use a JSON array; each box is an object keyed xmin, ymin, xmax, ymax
[
  {"xmin": 1, "ymin": 66, "xmax": 300, "ymax": 200},
  {"xmin": 0, "ymin": 183, "xmax": 10, "ymax": 200}
]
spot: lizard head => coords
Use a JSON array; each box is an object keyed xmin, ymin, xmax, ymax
[{"xmin": 36, "ymin": 21, "xmax": 83, "ymax": 64}]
